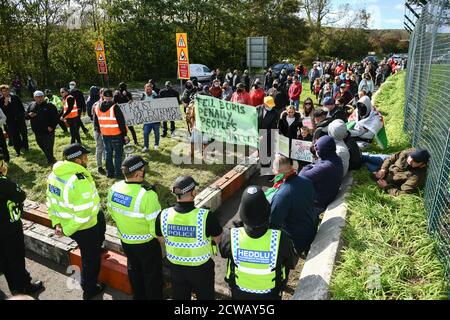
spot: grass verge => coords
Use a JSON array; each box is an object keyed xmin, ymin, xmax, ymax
[{"xmin": 330, "ymin": 71, "xmax": 448, "ymax": 300}]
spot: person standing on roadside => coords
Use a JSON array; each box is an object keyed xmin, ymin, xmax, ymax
[{"xmin": 0, "ymin": 84, "xmax": 29, "ymax": 157}]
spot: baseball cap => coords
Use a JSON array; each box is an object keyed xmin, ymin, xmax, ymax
[
  {"xmin": 323, "ymin": 97, "xmax": 335, "ymax": 106},
  {"xmin": 264, "ymin": 96, "xmax": 275, "ymax": 108}
]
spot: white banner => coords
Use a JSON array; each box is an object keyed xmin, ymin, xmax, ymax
[{"xmin": 119, "ymin": 97, "xmax": 182, "ymax": 125}]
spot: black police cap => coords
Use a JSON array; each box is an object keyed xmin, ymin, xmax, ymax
[
  {"xmin": 173, "ymin": 176, "xmax": 199, "ymax": 195},
  {"xmin": 121, "ymin": 155, "xmax": 148, "ymax": 174},
  {"xmin": 63, "ymin": 143, "xmax": 90, "ymax": 160}
]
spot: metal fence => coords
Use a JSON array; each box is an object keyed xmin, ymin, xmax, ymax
[{"xmin": 404, "ymin": 0, "xmax": 449, "ymax": 276}]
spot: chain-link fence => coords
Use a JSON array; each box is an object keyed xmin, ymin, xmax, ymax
[{"xmin": 404, "ymin": 0, "xmax": 449, "ymax": 277}]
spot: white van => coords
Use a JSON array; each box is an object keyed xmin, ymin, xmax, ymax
[{"xmin": 189, "ymin": 64, "xmax": 213, "ymax": 82}]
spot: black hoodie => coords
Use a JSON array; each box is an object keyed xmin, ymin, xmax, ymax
[{"xmin": 93, "ymin": 101, "xmax": 128, "ymax": 138}]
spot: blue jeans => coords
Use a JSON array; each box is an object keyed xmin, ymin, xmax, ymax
[
  {"xmin": 103, "ymin": 135, "xmax": 124, "ymax": 177},
  {"xmin": 361, "ymin": 153, "xmax": 390, "ymax": 173},
  {"xmin": 290, "ymin": 99, "xmax": 300, "ymax": 111},
  {"xmin": 143, "ymin": 123, "xmax": 160, "ymax": 148}
]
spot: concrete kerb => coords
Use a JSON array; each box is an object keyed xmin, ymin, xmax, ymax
[{"xmin": 293, "ymin": 172, "xmax": 353, "ymax": 300}]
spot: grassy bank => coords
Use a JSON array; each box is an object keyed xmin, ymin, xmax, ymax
[{"xmin": 330, "ymin": 71, "xmax": 448, "ymax": 299}]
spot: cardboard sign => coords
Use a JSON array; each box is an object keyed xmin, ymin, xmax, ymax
[
  {"xmin": 274, "ymin": 132, "xmax": 290, "ymax": 157},
  {"xmin": 291, "ymin": 139, "xmax": 313, "ymax": 162},
  {"xmin": 195, "ymin": 95, "xmax": 259, "ymax": 148},
  {"xmin": 119, "ymin": 97, "xmax": 182, "ymax": 126},
  {"xmin": 302, "ymin": 117, "xmax": 314, "ymax": 130}
]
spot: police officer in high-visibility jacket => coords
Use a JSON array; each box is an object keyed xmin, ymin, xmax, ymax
[
  {"xmin": 219, "ymin": 185, "xmax": 295, "ymax": 300},
  {"xmin": 0, "ymin": 149, "xmax": 44, "ymax": 296},
  {"xmin": 156, "ymin": 176, "xmax": 222, "ymax": 300},
  {"xmin": 46, "ymin": 143, "xmax": 106, "ymax": 300},
  {"xmin": 107, "ymin": 155, "xmax": 163, "ymax": 300},
  {"xmin": 60, "ymin": 87, "xmax": 81, "ymax": 144}
]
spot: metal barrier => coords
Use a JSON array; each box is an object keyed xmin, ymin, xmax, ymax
[{"xmin": 404, "ymin": 0, "xmax": 449, "ymax": 276}]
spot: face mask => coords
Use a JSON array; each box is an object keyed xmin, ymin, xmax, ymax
[
  {"xmin": 265, "ymin": 107, "xmax": 272, "ymax": 111},
  {"xmin": 186, "ymin": 84, "xmax": 192, "ymax": 89},
  {"xmin": 214, "ymin": 84, "xmax": 220, "ymax": 88},
  {"xmin": 322, "ymin": 107, "xmax": 329, "ymax": 112},
  {"xmin": 273, "ymin": 84, "xmax": 278, "ymax": 89},
  {"xmin": 69, "ymin": 85, "xmax": 75, "ymax": 90}
]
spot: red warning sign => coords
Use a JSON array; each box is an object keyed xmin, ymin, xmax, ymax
[{"xmin": 178, "ymin": 62, "xmax": 190, "ymax": 79}]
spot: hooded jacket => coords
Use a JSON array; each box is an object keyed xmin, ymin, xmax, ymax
[
  {"xmin": 300, "ymin": 136, "xmax": 343, "ymax": 213},
  {"xmin": 86, "ymin": 86, "xmax": 100, "ymax": 119},
  {"xmin": 328, "ymin": 119, "xmax": 350, "ymax": 177}
]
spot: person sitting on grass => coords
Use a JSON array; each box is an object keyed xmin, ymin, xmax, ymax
[{"xmin": 362, "ymin": 148, "xmax": 430, "ymax": 196}]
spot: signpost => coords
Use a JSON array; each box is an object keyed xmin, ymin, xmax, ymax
[
  {"xmin": 176, "ymin": 33, "xmax": 190, "ymax": 92},
  {"xmin": 95, "ymin": 40, "xmax": 108, "ymax": 75},
  {"xmin": 246, "ymin": 36, "xmax": 268, "ymax": 70}
]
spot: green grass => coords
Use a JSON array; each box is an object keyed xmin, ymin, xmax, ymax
[
  {"xmin": 329, "ymin": 71, "xmax": 448, "ymax": 300},
  {"xmin": 7, "ymin": 116, "xmax": 234, "ymax": 223}
]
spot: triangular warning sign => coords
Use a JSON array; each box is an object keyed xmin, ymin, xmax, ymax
[
  {"xmin": 179, "ymin": 50, "xmax": 187, "ymax": 61},
  {"xmin": 178, "ymin": 35, "xmax": 186, "ymax": 48},
  {"xmin": 96, "ymin": 42, "xmax": 103, "ymax": 51},
  {"xmin": 98, "ymin": 53, "xmax": 104, "ymax": 61}
]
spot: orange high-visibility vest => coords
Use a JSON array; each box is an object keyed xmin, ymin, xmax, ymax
[
  {"xmin": 95, "ymin": 103, "xmax": 122, "ymax": 136},
  {"xmin": 62, "ymin": 95, "xmax": 78, "ymax": 119}
]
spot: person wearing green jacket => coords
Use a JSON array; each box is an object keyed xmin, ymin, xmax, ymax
[
  {"xmin": 107, "ymin": 155, "xmax": 163, "ymax": 300},
  {"xmin": 45, "ymin": 89, "xmax": 67, "ymax": 133},
  {"xmin": 46, "ymin": 143, "xmax": 106, "ymax": 300}
]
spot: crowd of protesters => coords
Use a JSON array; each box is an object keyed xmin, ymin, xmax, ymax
[{"xmin": 1, "ymin": 53, "xmax": 430, "ymax": 301}]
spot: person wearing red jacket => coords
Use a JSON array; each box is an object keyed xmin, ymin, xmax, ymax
[
  {"xmin": 249, "ymin": 79, "xmax": 265, "ymax": 107},
  {"xmin": 231, "ymin": 83, "xmax": 251, "ymax": 105},
  {"xmin": 209, "ymin": 79, "xmax": 222, "ymax": 98},
  {"xmin": 288, "ymin": 75, "xmax": 302, "ymax": 111}
]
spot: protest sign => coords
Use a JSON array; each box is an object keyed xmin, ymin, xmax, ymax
[
  {"xmin": 195, "ymin": 95, "xmax": 259, "ymax": 148},
  {"xmin": 274, "ymin": 132, "xmax": 290, "ymax": 157},
  {"xmin": 302, "ymin": 117, "xmax": 314, "ymax": 130},
  {"xmin": 119, "ymin": 97, "xmax": 182, "ymax": 126},
  {"xmin": 291, "ymin": 139, "xmax": 313, "ymax": 162}
]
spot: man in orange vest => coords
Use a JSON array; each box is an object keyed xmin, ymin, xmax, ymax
[
  {"xmin": 60, "ymin": 87, "xmax": 81, "ymax": 144},
  {"xmin": 93, "ymin": 89, "xmax": 129, "ymax": 179}
]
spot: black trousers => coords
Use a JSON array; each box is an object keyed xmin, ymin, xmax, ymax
[
  {"xmin": 121, "ymin": 239, "xmax": 163, "ymax": 300},
  {"xmin": 162, "ymin": 121, "xmax": 175, "ymax": 135},
  {"xmin": 169, "ymin": 258, "xmax": 215, "ymax": 300},
  {"xmin": 35, "ymin": 132, "xmax": 56, "ymax": 164},
  {"xmin": 78, "ymin": 116, "xmax": 88, "ymax": 133},
  {"xmin": 69, "ymin": 211, "xmax": 106, "ymax": 294},
  {"xmin": 6, "ymin": 119, "xmax": 29, "ymax": 155},
  {"xmin": 58, "ymin": 119, "xmax": 68, "ymax": 132},
  {"xmin": 0, "ymin": 126, "xmax": 10, "ymax": 161},
  {"xmin": 128, "ymin": 126, "xmax": 138, "ymax": 145},
  {"xmin": 0, "ymin": 220, "xmax": 32, "ymax": 294},
  {"xmin": 66, "ymin": 118, "xmax": 81, "ymax": 144}
]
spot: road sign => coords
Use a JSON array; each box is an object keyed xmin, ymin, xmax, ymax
[
  {"xmin": 246, "ymin": 36, "xmax": 268, "ymax": 68},
  {"xmin": 95, "ymin": 40, "xmax": 108, "ymax": 75},
  {"xmin": 176, "ymin": 33, "xmax": 190, "ymax": 80}
]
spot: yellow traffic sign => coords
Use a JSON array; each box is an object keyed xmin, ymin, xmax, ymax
[
  {"xmin": 176, "ymin": 33, "xmax": 190, "ymax": 79},
  {"xmin": 94, "ymin": 40, "xmax": 108, "ymax": 74}
]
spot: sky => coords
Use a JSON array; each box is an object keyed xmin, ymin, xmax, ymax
[{"xmin": 330, "ymin": 0, "xmax": 406, "ymax": 30}]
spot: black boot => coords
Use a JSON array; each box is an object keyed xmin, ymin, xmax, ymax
[{"xmin": 83, "ymin": 283, "xmax": 105, "ymax": 300}]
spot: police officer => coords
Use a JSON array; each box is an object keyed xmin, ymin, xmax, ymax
[
  {"xmin": 46, "ymin": 143, "xmax": 106, "ymax": 300},
  {"xmin": 219, "ymin": 185, "xmax": 295, "ymax": 300},
  {"xmin": 107, "ymin": 155, "xmax": 163, "ymax": 300},
  {"xmin": 0, "ymin": 149, "xmax": 43, "ymax": 296},
  {"xmin": 156, "ymin": 176, "xmax": 222, "ymax": 300}
]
